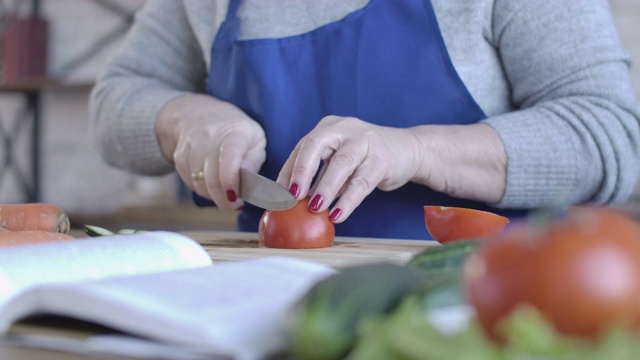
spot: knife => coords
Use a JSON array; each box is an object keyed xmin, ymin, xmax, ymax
[{"xmin": 239, "ymin": 167, "xmax": 297, "ymax": 210}]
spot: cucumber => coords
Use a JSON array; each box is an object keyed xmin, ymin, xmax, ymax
[
  {"xmin": 288, "ymin": 263, "xmax": 430, "ymax": 360},
  {"xmin": 84, "ymin": 225, "xmax": 146, "ymax": 237},
  {"xmin": 407, "ymin": 238, "xmax": 481, "ymax": 276},
  {"xmin": 346, "ymin": 274, "xmax": 475, "ymax": 360},
  {"xmin": 117, "ymin": 228, "xmax": 146, "ymax": 235},
  {"xmin": 84, "ymin": 225, "xmax": 115, "ymax": 237}
]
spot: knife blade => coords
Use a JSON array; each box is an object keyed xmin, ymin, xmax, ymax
[{"xmin": 239, "ymin": 167, "xmax": 297, "ymax": 210}]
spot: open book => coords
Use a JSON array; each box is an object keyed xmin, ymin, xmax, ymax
[{"xmin": 0, "ymin": 231, "xmax": 336, "ymax": 360}]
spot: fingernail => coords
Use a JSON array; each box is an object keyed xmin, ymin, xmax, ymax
[
  {"xmin": 329, "ymin": 208, "xmax": 342, "ymax": 222},
  {"xmin": 309, "ymin": 194, "xmax": 323, "ymax": 212},
  {"xmin": 289, "ymin": 183, "xmax": 300, "ymax": 198},
  {"xmin": 226, "ymin": 190, "xmax": 237, "ymax": 202}
]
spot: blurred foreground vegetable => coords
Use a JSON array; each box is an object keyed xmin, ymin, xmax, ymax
[
  {"xmin": 348, "ymin": 296, "xmax": 640, "ymax": 360},
  {"xmin": 464, "ymin": 206, "xmax": 640, "ymax": 341},
  {"xmin": 407, "ymin": 238, "xmax": 481, "ymax": 278},
  {"xmin": 286, "ymin": 206, "xmax": 640, "ymax": 359},
  {"xmin": 287, "ymin": 263, "xmax": 429, "ymax": 360}
]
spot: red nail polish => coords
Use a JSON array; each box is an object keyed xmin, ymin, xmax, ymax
[
  {"xmin": 226, "ymin": 190, "xmax": 237, "ymax": 202},
  {"xmin": 289, "ymin": 183, "xmax": 300, "ymax": 198},
  {"xmin": 309, "ymin": 194, "xmax": 323, "ymax": 212},
  {"xmin": 329, "ymin": 208, "xmax": 342, "ymax": 222}
]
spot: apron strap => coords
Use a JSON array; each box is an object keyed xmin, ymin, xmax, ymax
[{"xmin": 226, "ymin": 0, "xmax": 243, "ymax": 21}]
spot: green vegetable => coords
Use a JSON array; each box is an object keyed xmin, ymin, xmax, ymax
[
  {"xmin": 407, "ymin": 238, "xmax": 481, "ymax": 276},
  {"xmin": 116, "ymin": 228, "xmax": 146, "ymax": 235},
  {"xmin": 347, "ymin": 291, "xmax": 640, "ymax": 360},
  {"xmin": 288, "ymin": 263, "xmax": 430, "ymax": 360},
  {"xmin": 84, "ymin": 225, "xmax": 146, "ymax": 237},
  {"xmin": 84, "ymin": 225, "xmax": 115, "ymax": 237}
]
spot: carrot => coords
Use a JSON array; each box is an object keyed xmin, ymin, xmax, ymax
[
  {"xmin": 0, "ymin": 230, "xmax": 75, "ymax": 248},
  {"xmin": 0, "ymin": 203, "xmax": 70, "ymax": 234}
]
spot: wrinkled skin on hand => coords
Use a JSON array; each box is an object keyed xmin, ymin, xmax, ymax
[
  {"xmin": 157, "ymin": 94, "xmax": 266, "ymax": 210},
  {"xmin": 277, "ymin": 115, "xmax": 507, "ymax": 223},
  {"xmin": 159, "ymin": 98, "xmax": 506, "ymax": 221},
  {"xmin": 277, "ymin": 115, "xmax": 423, "ymax": 222}
]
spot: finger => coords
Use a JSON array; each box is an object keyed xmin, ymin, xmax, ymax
[
  {"xmin": 309, "ymin": 160, "xmax": 329, "ymax": 195},
  {"xmin": 309, "ymin": 141, "xmax": 367, "ymax": 212},
  {"xmin": 203, "ymin": 154, "xmax": 231, "ymax": 209},
  {"xmin": 187, "ymin": 142, "xmax": 215, "ymax": 200},
  {"xmin": 288, "ymin": 137, "xmax": 339, "ymax": 201},
  {"xmin": 173, "ymin": 141, "xmax": 208, "ymax": 198},
  {"xmin": 217, "ymin": 133, "xmax": 264, "ymax": 207},
  {"xmin": 277, "ymin": 144, "xmax": 302, "ymax": 198},
  {"xmin": 327, "ymin": 157, "xmax": 386, "ymax": 223},
  {"xmin": 278, "ymin": 116, "xmax": 345, "ymax": 198}
]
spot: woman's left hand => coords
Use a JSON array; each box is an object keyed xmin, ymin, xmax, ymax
[
  {"xmin": 277, "ymin": 116, "xmax": 422, "ymax": 223},
  {"xmin": 277, "ymin": 116, "xmax": 508, "ymax": 223}
]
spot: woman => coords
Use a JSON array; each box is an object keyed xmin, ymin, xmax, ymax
[{"xmin": 90, "ymin": 0, "xmax": 640, "ymax": 240}]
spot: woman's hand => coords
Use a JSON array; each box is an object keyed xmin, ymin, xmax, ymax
[
  {"xmin": 277, "ymin": 116, "xmax": 507, "ymax": 223},
  {"xmin": 156, "ymin": 94, "xmax": 266, "ymax": 210},
  {"xmin": 277, "ymin": 116, "xmax": 422, "ymax": 222}
]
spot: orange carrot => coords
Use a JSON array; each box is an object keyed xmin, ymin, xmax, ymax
[
  {"xmin": 0, "ymin": 203, "xmax": 70, "ymax": 234},
  {"xmin": 0, "ymin": 230, "xmax": 75, "ymax": 248}
]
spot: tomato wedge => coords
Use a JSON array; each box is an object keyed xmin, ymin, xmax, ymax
[{"xmin": 423, "ymin": 206, "xmax": 509, "ymax": 243}]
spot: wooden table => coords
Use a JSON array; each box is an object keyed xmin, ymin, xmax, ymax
[
  {"xmin": 186, "ymin": 231, "xmax": 432, "ymax": 269},
  {"xmin": 0, "ymin": 231, "xmax": 435, "ymax": 359}
]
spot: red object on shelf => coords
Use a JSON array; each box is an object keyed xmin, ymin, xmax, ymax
[{"xmin": 0, "ymin": 14, "xmax": 49, "ymax": 85}]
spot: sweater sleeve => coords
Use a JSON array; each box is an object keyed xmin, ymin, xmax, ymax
[
  {"xmin": 90, "ymin": 1, "xmax": 209, "ymax": 175},
  {"xmin": 485, "ymin": 0, "xmax": 640, "ymax": 208}
]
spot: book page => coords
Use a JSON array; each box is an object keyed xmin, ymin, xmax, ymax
[
  {"xmin": 0, "ymin": 257, "xmax": 336, "ymax": 360},
  {"xmin": 0, "ymin": 232, "xmax": 212, "ymax": 306}
]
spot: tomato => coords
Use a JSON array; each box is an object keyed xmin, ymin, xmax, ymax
[
  {"xmin": 463, "ymin": 207, "xmax": 640, "ymax": 341},
  {"xmin": 259, "ymin": 196, "xmax": 335, "ymax": 249},
  {"xmin": 423, "ymin": 206, "xmax": 509, "ymax": 243},
  {"xmin": 463, "ymin": 233, "xmax": 537, "ymax": 341}
]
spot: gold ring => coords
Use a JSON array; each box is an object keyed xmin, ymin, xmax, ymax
[{"xmin": 191, "ymin": 171, "xmax": 205, "ymax": 181}]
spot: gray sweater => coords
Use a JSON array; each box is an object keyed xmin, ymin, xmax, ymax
[{"xmin": 90, "ymin": 0, "xmax": 640, "ymax": 209}]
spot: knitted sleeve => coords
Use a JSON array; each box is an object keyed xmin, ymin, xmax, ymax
[
  {"xmin": 485, "ymin": 0, "xmax": 640, "ymax": 207},
  {"xmin": 89, "ymin": 1, "xmax": 209, "ymax": 175}
]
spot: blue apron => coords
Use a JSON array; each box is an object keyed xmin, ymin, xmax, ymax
[{"xmin": 195, "ymin": 0, "xmax": 525, "ymax": 240}]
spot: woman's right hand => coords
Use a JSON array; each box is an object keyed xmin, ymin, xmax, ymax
[{"xmin": 156, "ymin": 94, "xmax": 266, "ymax": 210}]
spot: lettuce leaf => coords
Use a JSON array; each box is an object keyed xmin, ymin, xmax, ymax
[{"xmin": 347, "ymin": 292, "xmax": 640, "ymax": 360}]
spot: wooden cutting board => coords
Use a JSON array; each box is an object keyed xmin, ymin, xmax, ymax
[{"xmin": 181, "ymin": 231, "xmax": 436, "ymax": 269}]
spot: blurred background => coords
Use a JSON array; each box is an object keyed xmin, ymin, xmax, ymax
[
  {"xmin": 0, "ymin": 0, "xmax": 638, "ymax": 231},
  {"xmin": 0, "ymin": 0, "xmax": 236, "ymax": 230}
]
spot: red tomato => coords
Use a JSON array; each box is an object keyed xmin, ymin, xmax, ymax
[
  {"xmin": 423, "ymin": 206, "xmax": 509, "ymax": 243},
  {"xmin": 259, "ymin": 196, "xmax": 335, "ymax": 249},
  {"xmin": 463, "ymin": 235, "xmax": 537, "ymax": 341},
  {"xmin": 463, "ymin": 207, "xmax": 640, "ymax": 341}
]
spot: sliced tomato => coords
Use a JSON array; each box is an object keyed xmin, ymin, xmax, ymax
[{"xmin": 423, "ymin": 206, "xmax": 509, "ymax": 243}]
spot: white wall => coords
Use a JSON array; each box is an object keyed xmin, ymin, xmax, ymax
[{"xmin": 1, "ymin": 0, "xmax": 640, "ymax": 215}]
